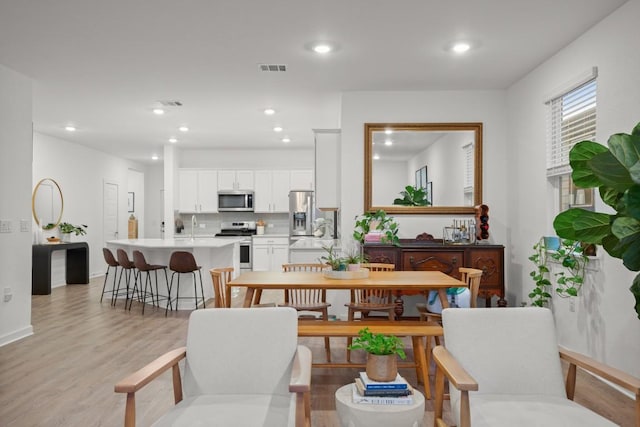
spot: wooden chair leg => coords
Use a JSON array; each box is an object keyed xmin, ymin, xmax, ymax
[{"xmin": 322, "ymin": 308, "xmax": 331, "ymax": 362}]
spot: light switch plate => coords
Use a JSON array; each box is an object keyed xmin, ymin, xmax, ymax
[{"xmin": 0, "ymin": 220, "xmax": 11, "ymax": 233}]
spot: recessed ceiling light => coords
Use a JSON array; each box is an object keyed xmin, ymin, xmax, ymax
[
  {"xmin": 385, "ymin": 129, "xmax": 393, "ymax": 135},
  {"xmin": 264, "ymin": 108, "xmax": 276, "ymax": 115},
  {"xmin": 151, "ymin": 154, "xmax": 159, "ymax": 160},
  {"xmin": 169, "ymin": 137, "xmax": 178, "ymax": 143},
  {"xmin": 305, "ymin": 41, "xmax": 340, "ymax": 54},
  {"xmin": 153, "ymin": 108, "xmax": 165, "ymax": 115},
  {"xmin": 385, "ymin": 140, "xmax": 393, "ymax": 146},
  {"xmin": 178, "ymin": 126, "xmax": 189, "ymax": 132},
  {"xmin": 273, "ymin": 126, "xmax": 283, "ymax": 132},
  {"xmin": 445, "ymin": 40, "xmax": 478, "ymax": 54},
  {"xmin": 282, "ymin": 137, "xmax": 291, "ymax": 143},
  {"xmin": 65, "ymin": 125, "xmax": 76, "ymax": 132},
  {"xmin": 452, "ymin": 42, "xmax": 471, "ymax": 53},
  {"xmin": 313, "ymin": 44, "xmax": 332, "ymax": 54},
  {"xmin": 373, "ymin": 154, "xmax": 380, "ymax": 160}
]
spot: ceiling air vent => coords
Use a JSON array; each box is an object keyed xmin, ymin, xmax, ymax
[
  {"xmin": 158, "ymin": 100, "xmax": 183, "ymax": 107},
  {"xmin": 259, "ymin": 64, "xmax": 287, "ymax": 72}
]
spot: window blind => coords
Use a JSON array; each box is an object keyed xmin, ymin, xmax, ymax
[
  {"xmin": 546, "ymin": 78, "xmax": 597, "ymax": 177},
  {"xmin": 463, "ymin": 142, "xmax": 474, "ymax": 190}
]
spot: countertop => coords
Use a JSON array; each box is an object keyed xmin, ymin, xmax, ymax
[
  {"xmin": 289, "ymin": 238, "xmax": 341, "ymax": 250},
  {"xmin": 107, "ymin": 237, "xmax": 245, "ymax": 248}
]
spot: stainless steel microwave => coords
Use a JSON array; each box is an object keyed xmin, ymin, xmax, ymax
[{"xmin": 217, "ymin": 190, "xmax": 254, "ymax": 212}]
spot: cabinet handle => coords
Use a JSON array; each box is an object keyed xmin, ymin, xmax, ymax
[{"xmin": 452, "ymin": 257, "xmax": 458, "ymax": 265}]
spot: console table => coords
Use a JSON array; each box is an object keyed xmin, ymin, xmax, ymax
[
  {"xmin": 363, "ymin": 240, "xmax": 506, "ymax": 307},
  {"xmin": 32, "ymin": 242, "xmax": 90, "ymax": 295}
]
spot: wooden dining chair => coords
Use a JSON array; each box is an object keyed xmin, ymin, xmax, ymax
[
  {"xmin": 209, "ymin": 267, "xmax": 234, "ymax": 308},
  {"xmin": 279, "ymin": 263, "xmax": 332, "ymax": 361},
  {"xmin": 416, "ymin": 267, "xmax": 483, "ymax": 362},
  {"xmin": 345, "ymin": 263, "xmax": 396, "ymax": 362}
]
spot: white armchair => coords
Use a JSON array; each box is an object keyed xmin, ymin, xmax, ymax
[
  {"xmin": 115, "ymin": 307, "xmax": 312, "ymax": 427},
  {"xmin": 433, "ymin": 307, "xmax": 640, "ymax": 427}
]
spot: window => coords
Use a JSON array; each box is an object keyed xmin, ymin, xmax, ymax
[{"xmin": 546, "ymin": 69, "xmax": 597, "ymax": 211}]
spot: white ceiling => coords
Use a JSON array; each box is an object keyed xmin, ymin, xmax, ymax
[{"xmin": 0, "ymin": 0, "xmax": 627, "ymax": 163}]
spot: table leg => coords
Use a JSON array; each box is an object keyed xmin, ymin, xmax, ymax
[
  {"xmin": 411, "ymin": 336, "xmax": 431, "ymax": 399},
  {"xmin": 241, "ymin": 287, "xmax": 254, "ymax": 308},
  {"xmin": 438, "ymin": 288, "xmax": 450, "ymax": 309}
]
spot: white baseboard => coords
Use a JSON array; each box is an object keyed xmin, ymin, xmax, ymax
[{"xmin": 0, "ymin": 325, "xmax": 34, "ymax": 347}]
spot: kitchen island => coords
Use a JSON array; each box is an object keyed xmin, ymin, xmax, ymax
[{"xmin": 107, "ymin": 238, "xmax": 243, "ymax": 309}]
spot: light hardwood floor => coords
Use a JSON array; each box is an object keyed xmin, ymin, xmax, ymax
[{"xmin": 0, "ymin": 277, "xmax": 635, "ymax": 426}]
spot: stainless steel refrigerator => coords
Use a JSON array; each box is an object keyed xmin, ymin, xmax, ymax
[{"xmin": 289, "ymin": 190, "xmax": 314, "ymax": 237}]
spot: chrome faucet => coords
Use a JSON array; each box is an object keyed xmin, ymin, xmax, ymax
[{"xmin": 191, "ymin": 215, "xmax": 197, "ymax": 240}]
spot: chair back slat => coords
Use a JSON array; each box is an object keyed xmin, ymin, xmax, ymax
[
  {"xmin": 282, "ymin": 263, "xmax": 327, "ymax": 305},
  {"xmin": 210, "ymin": 267, "xmax": 234, "ymax": 308}
]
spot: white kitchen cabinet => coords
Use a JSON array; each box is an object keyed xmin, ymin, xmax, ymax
[
  {"xmin": 290, "ymin": 169, "xmax": 314, "ymax": 191},
  {"xmin": 252, "ymin": 236, "xmax": 289, "ymax": 271},
  {"xmin": 178, "ymin": 169, "xmax": 218, "ymax": 213},
  {"xmin": 218, "ymin": 170, "xmax": 254, "ymax": 191},
  {"xmin": 254, "ymin": 170, "xmax": 290, "ymax": 213},
  {"xmin": 314, "ymin": 130, "xmax": 341, "ymax": 209}
]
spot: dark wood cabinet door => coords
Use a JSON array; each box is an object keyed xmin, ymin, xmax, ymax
[
  {"xmin": 468, "ymin": 247, "xmax": 505, "ymax": 306},
  {"xmin": 364, "ymin": 246, "xmax": 399, "ymax": 269}
]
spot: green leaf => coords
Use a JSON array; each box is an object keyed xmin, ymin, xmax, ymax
[
  {"xmin": 631, "ymin": 273, "xmax": 640, "ymax": 319},
  {"xmin": 608, "ymin": 132, "xmax": 640, "ymax": 184},
  {"xmin": 553, "ymin": 208, "xmax": 611, "ymax": 243},
  {"xmin": 600, "ymin": 186, "xmax": 624, "ymax": 210},
  {"xmin": 622, "ymin": 238, "xmax": 640, "ymax": 272},
  {"xmin": 624, "ymin": 185, "xmax": 640, "ymax": 218},
  {"xmin": 588, "ymin": 150, "xmax": 635, "ymax": 192},
  {"xmin": 569, "ymin": 141, "xmax": 609, "ymax": 188}
]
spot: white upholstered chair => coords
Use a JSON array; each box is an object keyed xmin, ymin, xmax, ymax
[
  {"xmin": 433, "ymin": 307, "xmax": 640, "ymax": 427},
  {"xmin": 115, "ymin": 307, "xmax": 312, "ymax": 427}
]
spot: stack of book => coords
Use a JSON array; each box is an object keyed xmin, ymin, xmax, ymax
[{"xmin": 351, "ymin": 372, "xmax": 414, "ymax": 405}]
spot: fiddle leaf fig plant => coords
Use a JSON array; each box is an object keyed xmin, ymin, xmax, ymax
[
  {"xmin": 393, "ymin": 185, "xmax": 430, "ymax": 206},
  {"xmin": 553, "ymin": 121, "xmax": 640, "ymax": 319}
]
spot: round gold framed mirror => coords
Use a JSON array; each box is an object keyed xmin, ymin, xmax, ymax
[{"xmin": 32, "ymin": 178, "xmax": 64, "ymax": 228}]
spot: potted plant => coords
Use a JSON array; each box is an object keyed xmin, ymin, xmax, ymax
[
  {"xmin": 353, "ymin": 210, "xmax": 400, "ymax": 246},
  {"xmin": 393, "ymin": 185, "xmax": 430, "ymax": 206},
  {"xmin": 528, "ymin": 237, "xmax": 588, "ymax": 307},
  {"xmin": 344, "ymin": 247, "xmax": 367, "ymax": 271},
  {"xmin": 348, "ymin": 327, "xmax": 406, "ymax": 381},
  {"xmin": 319, "ymin": 244, "xmax": 346, "ymax": 271},
  {"xmin": 552, "ymin": 121, "xmax": 640, "ymax": 318},
  {"xmin": 58, "ymin": 222, "xmax": 87, "ymax": 242}
]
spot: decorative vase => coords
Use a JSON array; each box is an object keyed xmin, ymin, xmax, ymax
[
  {"xmin": 61, "ymin": 233, "xmax": 71, "ymax": 243},
  {"xmin": 366, "ymin": 353, "xmax": 397, "ymax": 382}
]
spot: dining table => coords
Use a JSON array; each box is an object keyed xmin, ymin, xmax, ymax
[{"xmin": 228, "ymin": 270, "xmax": 467, "ymax": 313}]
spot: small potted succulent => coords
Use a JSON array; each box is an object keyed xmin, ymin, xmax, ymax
[
  {"xmin": 348, "ymin": 327, "xmax": 406, "ymax": 381},
  {"xmin": 319, "ymin": 244, "xmax": 346, "ymax": 271}
]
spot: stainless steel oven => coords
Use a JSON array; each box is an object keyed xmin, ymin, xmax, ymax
[{"xmin": 215, "ymin": 221, "xmax": 255, "ymax": 271}]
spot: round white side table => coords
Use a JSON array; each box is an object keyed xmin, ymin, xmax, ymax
[{"xmin": 335, "ymin": 383, "xmax": 425, "ymax": 427}]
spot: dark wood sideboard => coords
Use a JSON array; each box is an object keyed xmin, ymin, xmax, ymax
[{"xmin": 363, "ymin": 241, "xmax": 506, "ymax": 307}]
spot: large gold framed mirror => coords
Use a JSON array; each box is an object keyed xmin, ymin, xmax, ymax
[
  {"xmin": 32, "ymin": 178, "xmax": 64, "ymax": 228},
  {"xmin": 365, "ymin": 122, "xmax": 482, "ymax": 214}
]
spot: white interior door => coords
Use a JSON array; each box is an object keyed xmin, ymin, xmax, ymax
[{"xmin": 103, "ymin": 181, "xmax": 119, "ymax": 244}]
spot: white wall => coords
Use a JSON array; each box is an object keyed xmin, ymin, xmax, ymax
[
  {"xmin": 127, "ymin": 169, "xmax": 145, "ymax": 237},
  {"xmin": 145, "ymin": 164, "xmax": 164, "ymax": 238},
  {"xmin": 372, "ymin": 160, "xmax": 407, "ymax": 205},
  {"xmin": 0, "ymin": 64, "xmax": 33, "ymax": 346},
  {"xmin": 33, "ymin": 133, "xmax": 148, "ymax": 278},
  {"xmin": 340, "ymin": 91, "xmax": 508, "ymax": 245},
  {"xmin": 506, "ymin": 0, "xmax": 640, "ymax": 376}
]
